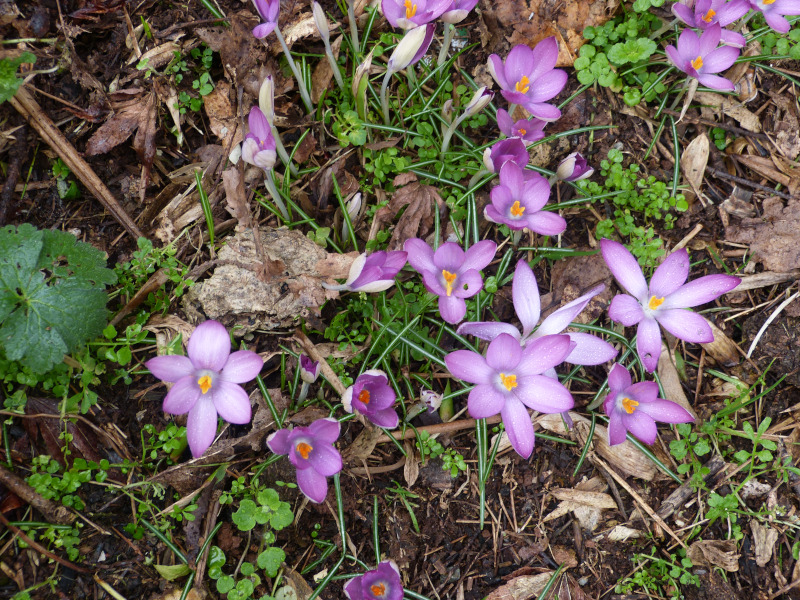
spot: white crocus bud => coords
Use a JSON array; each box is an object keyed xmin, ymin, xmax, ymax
[
  {"xmin": 463, "ymin": 87, "xmax": 493, "ymax": 118},
  {"xmin": 341, "ymin": 192, "xmax": 362, "ymax": 241},
  {"xmin": 421, "ymin": 390, "xmax": 442, "ymax": 412},
  {"xmin": 387, "ymin": 25, "xmax": 429, "ymax": 74},
  {"xmin": 312, "ymin": 2, "xmax": 330, "ymax": 42},
  {"xmin": 352, "ymin": 50, "xmax": 374, "ymax": 98},
  {"xmin": 258, "ymin": 76, "xmax": 275, "ymax": 124},
  {"xmin": 441, "ymin": 99, "xmax": 453, "ymax": 124}
]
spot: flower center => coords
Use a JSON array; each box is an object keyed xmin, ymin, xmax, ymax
[
  {"xmin": 691, "ymin": 55, "xmax": 703, "ymax": 70},
  {"xmin": 647, "ymin": 295, "xmax": 665, "ymax": 310},
  {"xmin": 358, "ymin": 389, "xmax": 371, "ymax": 405},
  {"xmin": 442, "ymin": 269, "xmax": 457, "ymax": 296},
  {"xmin": 404, "ymin": 0, "xmax": 418, "ymax": 18},
  {"xmin": 621, "ymin": 397, "xmax": 639, "ymax": 415},
  {"xmin": 763, "ymin": 0, "xmax": 776, "ymax": 4},
  {"xmin": 296, "ymin": 442, "xmax": 313, "ymax": 459},
  {"xmin": 701, "ymin": 8, "xmax": 716, "ymax": 22},
  {"xmin": 510, "ymin": 200, "xmax": 526, "ymax": 218},
  {"xmin": 518, "ymin": 128, "xmax": 527, "ymax": 135},
  {"xmin": 370, "ymin": 583, "xmax": 387, "ymax": 597},
  {"xmin": 198, "ymin": 375, "xmax": 213, "ymax": 394},
  {"xmin": 499, "ymin": 373, "xmax": 517, "ymax": 391},
  {"xmin": 515, "ymin": 75, "xmax": 530, "ymax": 94}
]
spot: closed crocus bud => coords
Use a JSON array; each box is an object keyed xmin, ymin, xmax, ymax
[
  {"xmin": 463, "ymin": 86, "xmax": 493, "ymax": 118},
  {"xmin": 341, "ymin": 192, "xmax": 362, "ymax": 241},
  {"xmin": 555, "ymin": 152, "xmax": 594, "ymax": 182},
  {"xmin": 387, "ymin": 24, "xmax": 434, "ymax": 73},
  {"xmin": 300, "ymin": 355, "xmax": 321, "ymax": 384},
  {"xmin": 352, "ymin": 51, "xmax": 374, "ymax": 98},
  {"xmin": 312, "ymin": 2, "xmax": 330, "ymax": 42},
  {"xmin": 441, "ymin": 98, "xmax": 454, "ymax": 124},
  {"xmin": 421, "ymin": 390, "xmax": 442, "ymax": 412},
  {"xmin": 258, "ymin": 76, "xmax": 275, "ymax": 124}
]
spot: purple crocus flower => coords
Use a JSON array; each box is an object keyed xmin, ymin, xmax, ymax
[
  {"xmin": 554, "ymin": 152, "xmax": 594, "ymax": 182},
  {"xmin": 241, "ymin": 107, "xmax": 277, "ymax": 171},
  {"xmin": 441, "ymin": 0, "xmax": 480, "ymax": 23},
  {"xmin": 145, "ymin": 320, "xmax": 263, "ymax": 458},
  {"xmin": 344, "ymin": 561, "xmax": 403, "ymax": 600},
  {"xmin": 445, "ymin": 333, "xmax": 575, "ymax": 458},
  {"xmin": 342, "ymin": 370, "xmax": 400, "ymax": 429},
  {"xmin": 458, "ymin": 259, "xmax": 618, "ymax": 367},
  {"xmin": 404, "ymin": 239, "xmax": 497, "ymax": 324},
  {"xmin": 603, "ymin": 363, "xmax": 694, "ymax": 446},
  {"xmin": 482, "ymin": 137, "xmax": 529, "ymax": 173},
  {"xmin": 664, "ymin": 24, "xmax": 740, "ymax": 91},
  {"xmin": 601, "ymin": 239, "xmax": 740, "ymax": 373},
  {"xmin": 266, "ymin": 418, "xmax": 342, "ymax": 503},
  {"xmin": 300, "ymin": 355, "xmax": 320, "ymax": 384},
  {"xmin": 324, "ymin": 251, "xmax": 408, "ymax": 293},
  {"xmin": 672, "ymin": 0, "xmax": 750, "ymax": 47},
  {"xmin": 496, "ymin": 109, "xmax": 547, "ymax": 145},
  {"xmin": 484, "ymin": 162, "xmax": 566, "ymax": 235},
  {"xmin": 382, "ymin": 0, "xmax": 451, "ymax": 28},
  {"xmin": 487, "ymin": 39, "xmax": 568, "ymax": 122},
  {"xmin": 251, "ymin": 0, "xmax": 280, "ymax": 38},
  {"xmin": 748, "ymin": 0, "xmax": 800, "ymax": 33}
]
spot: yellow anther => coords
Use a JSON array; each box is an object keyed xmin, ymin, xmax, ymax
[
  {"xmin": 297, "ymin": 442, "xmax": 313, "ymax": 459},
  {"xmin": 510, "ymin": 200, "xmax": 526, "ymax": 218},
  {"xmin": 198, "ymin": 375, "xmax": 212, "ymax": 394},
  {"xmin": 691, "ymin": 55, "xmax": 704, "ymax": 70},
  {"xmin": 701, "ymin": 8, "xmax": 716, "ymax": 22},
  {"xmin": 358, "ymin": 389, "xmax": 371, "ymax": 405},
  {"xmin": 515, "ymin": 75, "xmax": 530, "ymax": 94},
  {"xmin": 404, "ymin": 0, "xmax": 417, "ymax": 18},
  {"xmin": 442, "ymin": 270, "xmax": 457, "ymax": 297},
  {"xmin": 648, "ymin": 295, "xmax": 665, "ymax": 310},
  {"xmin": 518, "ymin": 128, "xmax": 527, "ymax": 135},
  {"xmin": 499, "ymin": 373, "xmax": 518, "ymax": 391},
  {"xmin": 764, "ymin": 0, "xmax": 775, "ymax": 4},
  {"xmin": 622, "ymin": 397, "xmax": 639, "ymax": 415},
  {"xmin": 370, "ymin": 583, "xmax": 387, "ymax": 597}
]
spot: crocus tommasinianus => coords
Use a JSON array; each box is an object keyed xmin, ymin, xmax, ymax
[
  {"xmin": 554, "ymin": 152, "xmax": 594, "ymax": 182},
  {"xmin": 241, "ymin": 107, "xmax": 277, "ymax": 171},
  {"xmin": 445, "ymin": 333, "xmax": 575, "ymax": 458},
  {"xmin": 342, "ymin": 370, "xmax": 400, "ymax": 429},
  {"xmin": 324, "ymin": 251, "xmax": 408, "ymax": 293},
  {"xmin": 664, "ymin": 24, "xmax": 740, "ymax": 91},
  {"xmin": 482, "ymin": 137, "xmax": 529, "ymax": 173},
  {"xmin": 458, "ymin": 259, "xmax": 618, "ymax": 367},
  {"xmin": 484, "ymin": 162, "xmax": 566, "ymax": 235},
  {"xmin": 603, "ymin": 363, "xmax": 694, "ymax": 446},
  {"xmin": 344, "ymin": 561, "xmax": 403, "ymax": 600},
  {"xmin": 267, "ymin": 418, "xmax": 342, "ymax": 503},
  {"xmin": 748, "ymin": 0, "xmax": 800, "ymax": 33},
  {"xmin": 601, "ymin": 239, "xmax": 740, "ymax": 373},
  {"xmin": 252, "ymin": 0, "xmax": 280, "ymax": 38},
  {"xmin": 146, "ymin": 320, "xmax": 263, "ymax": 457},
  {"xmin": 496, "ymin": 109, "xmax": 546, "ymax": 145},
  {"xmin": 441, "ymin": 0, "xmax": 480, "ymax": 23},
  {"xmin": 487, "ymin": 38, "xmax": 568, "ymax": 122},
  {"xmin": 404, "ymin": 238, "xmax": 497, "ymax": 324},
  {"xmin": 672, "ymin": 0, "xmax": 750, "ymax": 47},
  {"xmin": 300, "ymin": 355, "xmax": 320, "ymax": 384},
  {"xmin": 382, "ymin": 0, "xmax": 451, "ymax": 28}
]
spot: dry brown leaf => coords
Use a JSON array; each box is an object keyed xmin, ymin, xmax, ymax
[
  {"xmin": 687, "ymin": 539, "xmax": 740, "ymax": 572},
  {"xmin": 551, "ymin": 547, "xmax": 578, "ymax": 568},
  {"xmin": 222, "ymin": 167, "xmax": 251, "ymax": 228},
  {"xmin": 342, "ymin": 426, "xmax": 384, "ymax": 463},
  {"xmin": 726, "ymin": 197, "xmax": 800, "ymax": 272},
  {"xmin": 544, "ymin": 477, "xmax": 610, "ymax": 531},
  {"xmin": 770, "ymin": 154, "xmax": 800, "ymax": 195},
  {"xmin": 604, "ymin": 525, "xmax": 644, "ymax": 542},
  {"xmin": 84, "ymin": 89, "xmax": 149, "ymax": 156},
  {"xmin": 657, "ymin": 344, "xmax": 698, "ymax": 420},
  {"xmin": 152, "ymin": 589, "xmax": 205, "ymax": 600},
  {"xmin": 696, "ymin": 92, "xmax": 761, "ymax": 132},
  {"xmin": 750, "ymin": 521, "xmax": 778, "ymax": 567},
  {"xmin": 403, "ymin": 439, "xmax": 420, "ymax": 487},
  {"xmin": 204, "ymin": 81, "xmax": 242, "ymax": 146},
  {"xmin": 700, "ymin": 320, "xmax": 740, "ymax": 368},
  {"xmin": 550, "ymin": 489, "xmax": 617, "ymax": 509},
  {"xmin": 311, "ymin": 35, "xmax": 341, "ymax": 103},
  {"xmin": 680, "ymin": 133, "xmax": 709, "ymax": 201},
  {"xmin": 486, "ymin": 571, "xmax": 557, "ymax": 600},
  {"xmin": 125, "ymin": 41, "xmax": 178, "ymax": 68},
  {"xmin": 282, "ymin": 14, "xmax": 318, "ymax": 47},
  {"xmin": 733, "ymin": 154, "xmax": 792, "ymax": 189},
  {"xmin": 373, "ymin": 182, "xmax": 441, "ymax": 250}
]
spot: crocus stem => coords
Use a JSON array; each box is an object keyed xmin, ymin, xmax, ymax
[
  {"xmin": 507, "ymin": 103, "xmax": 518, "ymax": 118},
  {"xmin": 511, "ymin": 229, "xmax": 523, "ymax": 247},
  {"xmin": 650, "ymin": 17, "xmax": 678, "ymax": 40},
  {"xmin": 441, "ymin": 114, "xmax": 467, "ymax": 155},
  {"xmin": 404, "ymin": 401, "xmax": 428, "ymax": 422},
  {"xmin": 347, "ymin": 0, "xmax": 360, "ymax": 55},
  {"xmin": 274, "ymin": 28, "xmax": 313, "ymax": 113},
  {"xmin": 297, "ymin": 382, "xmax": 310, "ymax": 404},
  {"xmin": 380, "ymin": 69, "xmax": 393, "ymax": 125},
  {"xmin": 323, "ymin": 39, "xmax": 345, "ymax": 90},
  {"xmin": 467, "ymin": 168, "xmax": 491, "ymax": 190},
  {"xmin": 263, "ymin": 171, "xmax": 290, "ymax": 221},
  {"xmin": 270, "ymin": 124, "xmax": 298, "ymax": 175},
  {"xmin": 437, "ymin": 23, "xmax": 454, "ymax": 67}
]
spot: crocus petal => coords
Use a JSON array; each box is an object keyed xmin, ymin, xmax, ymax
[
  {"xmin": 608, "ymin": 294, "xmax": 645, "ymax": 327},
  {"xmin": 486, "ymin": 333, "xmax": 522, "ymax": 370},
  {"xmin": 253, "ymin": 149, "xmax": 277, "ymax": 171},
  {"xmin": 266, "ymin": 428, "xmax": 292, "ymax": 455},
  {"xmin": 457, "ymin": 321, "xmax": 521, "ymax": 342},
  {"xmin": 248, "ymin": 107, "xmax": 270, "ymax": 140},
  {"xmin": 468, "ymin": 384, "xmax": 507, "ymax": 418},
  {"xmin": 514, "ymin": 375, "xmax": 574, "ymax": 413},
  {"xmin": 352, "ymin": 279, "xmax": 397, "ymax": 293},
  {"xmin": 501, "ymin": 397, "xmax": 535, "ymax": 458},
  {"xmin": 382, "ymin": 251, "xmax": 408, "ymax": 273},
  {"xmin": 607, "ymin": 363, "xmax": 632, "ymax": 392},
  {"xmin": 461, "ymin": 240, "xmax": 497, "ymax": 273},
  {"xmin": 404, "ymin": 238, "xmax": 436, "ymax": 274},
  {"xmin": 600, "ymin": 239, "xmax": 648, "ymax": 300},
  {"xmin": 421, "ymin": 270, "xmax": 447, "ymax": 296},
  {"xmin": 146, "ymin": 355, "xmax": 194, "ymax": 382},
  {"xmin": 701, "ymin": 45, "xmax": 740, "ymax": 72},
  {"xmin": 503, "ymin": 44, "xmax": 535, "ymax": 89},
  {"xmin": 186, "ymin": 396, "xmax": 218, "ymax": 457},
  {"xmin": 626, "ymin": 381, "xmax": 660, "ymax": 403},
  {"xmin": 623, "ymin": 411, "xmax": 658, "ymax": 445},
  {"xmin": 496, "ymin": 108, "xmax": 514, "ymax": 135},
  {"xmin": 671, "ymin": 2, "xmax": 696, "ymax": 23},
  {"xmin": 698, "ymin": 23, "xmax": 723, "ymax": 55},
  {"xmin": 665, "ymin": 274, "xmax": 740, "ymax": 308},
  {"xmin": 344, "ymin": 253, "xmax": 368, "ymax": 286},
  {"xmin": 211, "ymin": 380, "xmax": 252, "ymax": 424},
  {"xmin": 524, "ymin": 211, "xmax": 567, "ymax": 236},
  {"xmin": 433, "ymin": 242, "xmax": 466, "ymax": 272},
  {"xmin": 445, "ymin": 350, "xmax": 494, "ymax": 384},
  {"xmin": 764, "ymin": 11, "xmax": 791, "ymax": 34},
  {"xmin": 697, "ymin": 73, "xmax": 735, "ymax": 91},
  {"xmin": 187, "ymin": 320, "xmax": 231, "ymax": 371},
  {"xmin": 370, "ymin": 408, "xmax": 400, "ymax": 429},
  {"xmin": 720, "ymin": 29, "xmax": 747, "ymax": 47},
  {"xmin": 487, "ymin": 53, "xmax": 510, "ymax": 89},
  {"xmin": 308, "ymin": 443, "xmax": 343, "ymax": 476},
  {"xmin": 252, "ymin": 22, "xmax": 277, "ymax": 38},
  {"xmin": 307, "ymin": 417, "xmax": 341, "ymax": 443},
  {"xmin": 655, "ymin": 309, "xmax": 714, "ymax": 343},
  {"xmin": 638, "ymin": 399, "xmax": 694, "ymax": 424},
  {"xmin": 677, "ymin": 26, "xmax": 700, "ymax": 58},
  {"xmin": 649, "ymin": 250, "xmax": 689, "ymax": 298},
  {"xmin": 512, "ymin": 260, "xmax": 542, "ymax": 339},
  {"xmin": 636, "ymin": 317, "xmax": 662, "ymax": 373},
  {"xmin": 499, "ymin": 159, "xmax": 525, "ymax": 191},
  {"xmin": 521, "ymin": 101, "xmax": 562, "ymax": 122},
  {"xmin": 438, "ymin": 294, "xmax": 467, "ymax": 324},
  {"xmin": 452, "ymin": 269, "xmax": 484, "ymax": 298},
  {"xmin": 220, "ymin": 350, "xmax": 263, "ymax": 383},
  {"xmin": 343, "ymin": 578, "xmax": 363, "ymax": 600},
  {"xmin": 526, "ymin": 69, "xmax": 568, "ymax": 103},
  {"xmin": 529, "ymin": 37, "xmax": 560, "ymax": 79},
  {"xmin": 296, "ymin": 466, "xmax": 328, "ymax": 503},
  {"xmin": 564, "ymin": 332, "xmax": 618, "ymax": 365},
  {"xmin": 163, "ymin": 375, "xmax": 201, "ymax": 415},
  {"xmin": 516, "ymin": 334, "xmax": 573, "ymax": 374},
  {"xmin": 607, "ymin": 410, "xmax": 628, "ymax": 446},
  {"xmin": 665, "ymin": 45, "xmax": 683, "ymax": 71},
  {"xmin": 536, "ymin": 288, "xmax": 598, "ymax": 337}
]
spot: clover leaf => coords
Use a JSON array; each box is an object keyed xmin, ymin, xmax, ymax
[
  {"xmin": 608, "ymin": 38, "xmax": 657, "ymax": 66},
  {"xmin": 257, "ymin": 547, "xmax": 286, "ymax": 578},
  {"xmin": 0, "ymin": 52, "xmax": 36, "ymax": 105}
]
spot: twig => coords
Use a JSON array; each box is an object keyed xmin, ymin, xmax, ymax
[
  {"xmin": 0, "ymin": 511, "xmax": 90, "ymax": 573},
  {"xmin": 375, "ymin": 416, "xmax": 502, "ymax": 444},
  {"xmin": 656, "ymin": 455, "xmax": 726, "ymax": 519},
  {"xmin": 0, "ymin": 464, "xmax": 75, "ymax": 526},
  {"xmin": 705, "ymin": 166, "xmax": 793, "ymax": 200},
  {"xmin": 746, "ymin": 287, "xmax": 800, "ymax": 358},
  {"xmin": 0, "ymin": 123, "xmax": 27, "ymax": 226}
]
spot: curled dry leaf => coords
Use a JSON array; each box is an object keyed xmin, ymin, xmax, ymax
[
  {"xmin": 603, "ymin": 525, "xmax": 644, "ymax": 542},
  {"xmin": 221, "ymin": 166, "xmax": 252, "ymax": 229},
  {"xmin": 726, "ymin": 197, "xmax": 800, "ymax": 272},
  {"xmin": 204, "ymin": 81, "xmax": 243, "ymax": 147},
  {"xmin": 696, "ymin": 92, "xmax": 761, "ymax": 132},
  {"xmin": 545, "ymin": 477, "xmax": 611, "ymax": 531},
  {"xmin": 486, "ymin": 571, "xmax": 558, "ymax": 600},
  {"xmin": 687, "ymin": 539, "xmax": 740, "ymax": 572},
  {"xmin": 750, "ymin": 521, "xmax": 778, "ymax": 567},
  {"xmin": 699, "ymin": 320, "xmax": 740, "ymax": 368},
  {"xmin": 372, "ymin": 181, "xmax": 442, "ymax": 250},
  {"xmin": 680, "ymin": 132, "xmax": 709, "ymax": 202},
  {"xmin": 403, "ymin": 439, "xmax": 420, "ymax": 487},
  {"xmin": 657, "ymin": 344, "xmax": 698, "ymax": 420}
]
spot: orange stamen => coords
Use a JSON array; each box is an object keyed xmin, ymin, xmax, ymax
[
  {"xmin": 510, "ymin": 200, "xmax": 525, "ymax": 218},
  {"xmin": 518, "ymin": 128, "xmax": 527, "ymax": 135},
  {"xmin": 691, "ymin": 55, "xmax": 703, "ymax": 70},
  {"xmin": 648, "ymin": 295, "xmax": 665, "ymax": 310},
  {"xmin": 404, "ymin": 0, "xmax": 417, "ymax": 18},
  {"xmin": 370, "ymin": 583, "xmax": 387, "ymax": 597},
  {"xmin": 297, "ymin": 442, "xmax": 313, "ymax": 459},
  {"xmin": 701, "ymin": 8, "xmax": 716, "ymax": 22},
  {"xmin": 515, "ymin": 75, "xmax": 530, "ymax": 94},
  {"xmin": 358, "ymin": 389, "xmax": 371, "ymax": 405},
  {"xmin": 764, "ymin": 0, "xmax": 775, "ymax": 4},
  {"xmin": 442, "ymin": 270, "xmax": 457, "ymax": 297},
  {"xmin": 622, "ymin": 397, "xmax": 639, "ymax": 415},
  {"xmin": 499, "ymin": 373, "xmax": 517, "ymax": 391},
  {"xmin": 198, "ymin": 375, "xmax": 212, "ymax": 394}
]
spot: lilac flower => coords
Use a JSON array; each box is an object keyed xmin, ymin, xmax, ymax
[
  {"xmin": 300, "ymin": 355, "xmax": 320, "ymax": 384},
  {"xmin": 324, "ymin": 251, "xmax": 408, "ymax": 293},
  {"xmin": 496, "ymin": 109, "xmax": 547, "ymax": 145},
  {"xmin": 665, "ymin": 24, "xmax": 740, "ymax": 91},
  {"xmin": 601, "ymin": 239, "xmax": 740, "ymax": 373},
  {"xmin": 251, "ymin": 0, "xmax": 280, "ymax": 38},
  {"xmin": 458, "ymin": 259, "xmax": 618, "ymax": 367},
  {"xmin": 146, "ymin": 320, "xmax": 263, "ymax": 458},
  {"xmin": 672, "ymin": 0, "xmax": 750, "ymax": 47},
  {"xmin": 267, "ymin": 418, "xmax": 342, "ymax": 503},
  {"xmin": 342, "ymin": 370, "xmax": 400, "ymax": 429},
  {"xmin": 404, "ymin": 239, "xmax": 497, "ymax": 324},
  {"xmin": 344, "ymin": 561, "xmax": 403, "ymax": 600},
  {"xmin": 487, "ymin": 39, "xmax": 568, "ymax": 122},
  {"xmin": 484, "ymin": 162, "xmax": 566, "ymax": 235},
  {"xmin": 482, "ymin": 137, "xmax": 529, "ymax": 173},
  {"xmin": 554, "ymin": 152, "xmax": 594, "ymax": 182},
  {"xmin": 441, "ymin": 0, "xmax": 480, "ymax": 23},
  {"xmin": 603, "ymin": 363, "xmax": 694, "ymax": 446},
  {"xmin": 421, "ymin": 389, "xmax": 443, "ymax": 412},
  {"xmin": 748, "ymin": 0, "xmax": 800, "ymax": 33},
  {"xmin": 445, "ymin": 333, "xmax": 575, "ymax": 458},
  {"xmin": 387, "ymin": 24, "xmax": 435, "ymax": 73},
  {"xmin": 241, "ymin": 107, "xmax": 277, "ymax": 171},
  {"xmin": 382, "ymin": 0, "xmax": 451, "ymax": 29}
]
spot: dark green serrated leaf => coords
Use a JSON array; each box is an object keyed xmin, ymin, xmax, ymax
[{"xmin": 0, "ymin": 52, "xmax": 36, "ymax": 105}]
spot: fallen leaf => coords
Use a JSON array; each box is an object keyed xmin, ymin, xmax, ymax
[
  {"xmin": 204, "ymin": 81, "xmax": 243, "ymax": 146},
  {"xmin": 687, "ymin": 539, "xmax": 740, "ymax": 572},
  {"xmin": 403, "ymin": 439, "xmax": 420, "ymax": 487},
  {"xmin": 604, "ymin": 525, "xmax": 644, "ymax": 542},
  {"xmin": 311, "ymin": 35, "xmax": 341, "ymax": 103},
  {"xmin": 699, "ymin": 320, "xmax": 740, "ymax": 368},
  {"xmin": 544, "ymin": 477, "xmax": 611, "ymax": 531},
  {"xmin": 657, "ymin": 344, "xmax": 698, "ymax": 420},
  {"xmin": 550, "ymin": 489, "xmax": 617, "ymax": 509},
  {"xmin": 732, "ymin": 154, "xmax": 792, "ymax": 189},
  {"xmin": 222, "ymin": 167, "xmax": 251, "ymax": 229},
  {"xmin": 487, "ymin": 571, "xmax": 557, "ymax": 600},
  {"xmin": 551, "ymin": 546, "xmax": 578, "ymax": 568},
  {"xmin": 372, "ymin": 181, "xmax": 441, "ymax": 250},
  {"xmin": 696, "ymin": 92, "xmax": 761, "ymax": 132},
  {"xmin": 726, "ymin": 197, "xmax": 800, "ymax": 272},
  {"xmin": 680, "ymin": 133, "xmax": 709, "ymax": 201},
  {"xmin": 750, "ymin": 521, "xmax": 778, "ymax": 567}
]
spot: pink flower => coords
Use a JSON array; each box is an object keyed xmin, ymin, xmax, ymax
[
  {"xmin": 554, "ymin": 152, "xmax": 594, "ymax": 182},
  {"xmin": 299, "ymin": 355, "xmax": 320, "ymax": 384},
  {"xmin": 381, "ymin": 0, "xmax": 451, "ymax": 29},
  {"xmin": 748, "ymin": 0, "xmax": 800, "ymax": 33},
  {"xmin": 672, "ymin": 0, "xmax": 750, "ymax": 47},
  {"xmin": 342, "ymin": 370, "xmax": 400, "ymax": 429},
  {"xmin": 441, "ymin": 0, "xmax": 480, "ymax": 23},
  {"xmin": 496, "ymin": 109, "xmax": 547, "ymax": 145},
  {"xmin": 344, "ymin": 561, "xmax": 403, "ymax": 600},
  {"xmin": 241, "ymin": 107, "xmax": 277, "ymax": 171},
  {"xmin": 482, "ymin": 137, "xmax": 529, "ymax": 173},
  {"xmin": 251, "ymin": 0, "xmax": 279, "ymax": 38},
  {"xmin": 145, "ymin": 320, "xmax": 263, "ymax": 457},
  {"xmin": 665, "ymin": 24, "xmax": 740, "ymax": 91},
  {"xmin": 324, "ymin": 251, "xmax": 408, "ymax": 293}
]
